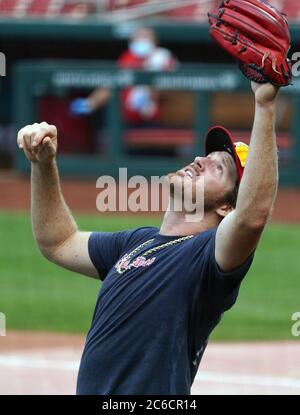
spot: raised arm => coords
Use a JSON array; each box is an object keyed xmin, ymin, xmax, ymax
[
  {"xmin": 17, "ymin": 122, "xmax": 99, "ymax": 279},
  {"xmin": 215, "ymin": 82, "xmax": 279, "ymax": 272}
]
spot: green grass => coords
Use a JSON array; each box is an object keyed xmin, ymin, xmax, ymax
[
  {"xmin": 0, "ymin": 211, "xmax": 299, "ymax": 341},
  {"xmin": 211, "ymin": 224, "xmax": 300, "ymax": 341}
]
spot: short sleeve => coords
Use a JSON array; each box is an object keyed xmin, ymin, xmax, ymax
[
  {"xmin": 88, "ymin": 227, "xmax": 158, "ymax": 281},
  {"xmin": 191, "ymin": 228, "xmax": 255, "ymax": 312},
  {"xmin": 88, "ymin": 231, "xmax": 130, "ymax": 281},
  {"xmin": 205, "ymin": 229, "xmax": 255, "ymax": 311},
  {"xmin": 208, "ymin": 229, "xmax": 254, "ymax": 282}
]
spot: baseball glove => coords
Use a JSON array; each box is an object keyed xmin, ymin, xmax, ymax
[{"xmin": 208, "ymin": 0, "xmax": 292, "ymax": 87}]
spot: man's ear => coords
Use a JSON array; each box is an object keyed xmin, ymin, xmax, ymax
[{"xmin": 215, "ymin": 203, "xmax": 234, "ymax": 218}]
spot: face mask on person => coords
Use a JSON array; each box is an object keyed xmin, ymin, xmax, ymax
[{"xmin": 129, "ymin": 39, "xmax": 154, "ymax": 58}]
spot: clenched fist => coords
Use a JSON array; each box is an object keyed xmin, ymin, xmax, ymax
[{"xmin": 17, "ymin": 122, "xmax": 57, "ymax": 164}]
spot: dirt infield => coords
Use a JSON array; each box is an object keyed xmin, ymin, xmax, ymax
[
  {"xmin": 1, "ymin": 173, "xmax": 300, "ymax": 222},
  {"xmin": 0, "ymin": 331, "xmax": 300, "ymax": 395}
]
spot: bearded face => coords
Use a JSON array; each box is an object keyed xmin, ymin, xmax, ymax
[{"xmin": 167, "ymin": 151, "xmax": 238, "ymax": 214}]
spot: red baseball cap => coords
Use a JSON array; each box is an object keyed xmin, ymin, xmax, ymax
[{"xmin": 205, "ymin": 126, "xmax": 248, "ymax": 183}]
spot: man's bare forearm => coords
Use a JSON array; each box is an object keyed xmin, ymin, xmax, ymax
[
  {"xmin": 17, "ymin": 123, "xmax": 99, "ymax": 279},
  {"xmin": 88, "ymin": 88, "xmax": 111, "ymax": 110},
  {"xmin": 236, "ymin": 99, "xmax": 278, "ymax": 226},
  {"xmin": 31, "ymin": 160, "xmax": 78, "ymax": 251}
]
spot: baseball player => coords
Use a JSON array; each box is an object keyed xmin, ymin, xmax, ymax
[{"xmin": 18, "ymin": 80, "xmax": 279, "ymax": 394}]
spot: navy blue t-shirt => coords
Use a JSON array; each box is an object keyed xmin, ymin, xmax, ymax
[{"xmin": 76, "ymin": 226, "xmax": 254, "ymax": 395}]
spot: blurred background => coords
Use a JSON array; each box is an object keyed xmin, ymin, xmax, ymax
[{"xmin": 0, "ymin": 0, "xmax": 300, "ymax": 395}]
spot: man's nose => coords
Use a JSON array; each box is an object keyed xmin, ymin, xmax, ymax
[{"xmin": 194, "ymin": 157, "xmax": 207, "ymax": 172}]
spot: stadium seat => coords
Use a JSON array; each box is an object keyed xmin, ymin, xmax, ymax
[
  {"xmin": 2, "ymin": 0, "xmax": 300, "ymax": 21},
  {"xmin": 105, "ymin": 0, "xmax": 300, "ymax": 22},
  {"xmin": 106, "ymin": 0, "xmax": 145, "ymax": 12},
  {"xmin": 165, "ymin": 1, "xmax": 220, "ymax": 21},
  {"xmin": 105, "ymin": 0, "xmax": 219, "ymax": 21},
  {"xmin": 60, "ymin": 1, "xmax": 96, "ymax": 16},
  {"xmin": 26, "ymin": 0, "xmax": 53, "ymax": 16},
  {"xmin": 0, "ymin": 0, "xmax": 96, "ymax": 16},
  {"xmin": 0, "ymin": 0, "xmax": 25, "ymax": 15}
]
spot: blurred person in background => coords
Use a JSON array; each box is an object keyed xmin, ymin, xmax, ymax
[{"xmin": 70, "ymin": 27, "xmax": 178, "ymax": 126}]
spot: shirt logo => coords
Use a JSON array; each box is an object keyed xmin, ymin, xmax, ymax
[
  {"xmin": 115, "ymin": 255, "xmax": 156, "ymax": 275},
  {"xmin": 114, "ymin": 235, "xmax": 194, "ymax": 275}
]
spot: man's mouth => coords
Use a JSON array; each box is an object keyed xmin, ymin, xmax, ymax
[
  {"xmin": 177, "ymin": 165, "xmax": 199, "ymax": 179},
  {"xmin": 185, "ymin": 169, "xmax": 194, "ymax": 178},
  {"xmin": 185, "ymin": 167, "xmax": 198, "ymax": 179}
]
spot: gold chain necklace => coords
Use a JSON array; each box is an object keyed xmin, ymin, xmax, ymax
[{"xmin": 115, "ymin": 235, "xmax": 194, "ymax": 275}]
